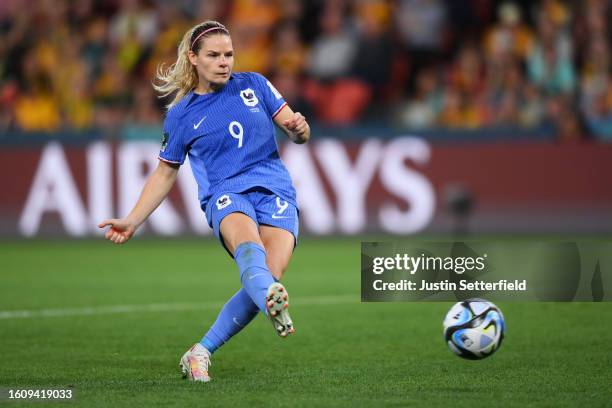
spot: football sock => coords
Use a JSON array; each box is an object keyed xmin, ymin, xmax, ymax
[
  {"xmin": 200, "ymin": 288, "xmax": 258, "ymax": 354},
  {"xmin": 234, "ymin": 241, "xmax": 275, "ymax": 313}
]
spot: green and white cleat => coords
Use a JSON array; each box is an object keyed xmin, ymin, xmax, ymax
[
  {"xmin": 180, "ymin": 343, "xmax": 212, "ymax": 382},
  {"xmin": 266, "ymin": 282, "xmax": 295, "ymax": 338}
]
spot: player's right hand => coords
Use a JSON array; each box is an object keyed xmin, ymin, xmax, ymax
[{"xmin": 97, "ymin": 219, "xmax": 136, "ymax": 244}]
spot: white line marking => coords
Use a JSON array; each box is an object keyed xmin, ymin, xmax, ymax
[{"xmin": 0, "ymin": 295, "xmax": 357, "ymax": 320}]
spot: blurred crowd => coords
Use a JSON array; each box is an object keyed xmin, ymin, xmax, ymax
[{"xmin": 0, "ymin": 0, "xmax": 611, "ymax": 141}]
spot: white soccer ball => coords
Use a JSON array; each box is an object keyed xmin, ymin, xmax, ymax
[{"xmin": 443, "ymin": 299, "xmax": 505, "ymax": 360}]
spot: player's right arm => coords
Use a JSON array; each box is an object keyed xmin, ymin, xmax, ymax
[{"xmin": 98, "ymin": 160, "xmax": 179, "ymax": 244}]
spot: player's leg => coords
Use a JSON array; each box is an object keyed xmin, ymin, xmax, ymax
[
  {"xmin": 259, "ymin": 225, "xmax": 295, "ymax": 280},
  {"xmin": 251, "ymin": 191, "xmax": 300, "ymax": 336},
  {"xmin": 198, "ymin": 195, "xmax": 283, "ymax": 352},
  {"xmin": 182, "ymin": 236, "xmax": 263, "ymax": 381},
  {"xmin": 220, "ymin": 212, "xmax": 278, "ymax": 311},
  {"xmin": 218, "ymin": 211, "xmax": 264, "ymax": 253},
  {"xmin": 199, "ymin": 288, "xmax": 258, "ymax": 353},
  {"xmin": 258, "ymin": 225, "xmax": 297, "ymax": 336},
  {"xmin": 182, "ymin": 195, "xmax": 264, "ymax": 382},
  {"xmin": 253, "ymin": 190, "xmax": 299, "ymax": 281},
  {"xmin": 220, "ymin": 211, "xmax": 295, "ymax": 337}
]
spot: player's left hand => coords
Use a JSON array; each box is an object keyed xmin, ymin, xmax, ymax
[{"xmin": 282, "ymin": 112, "xmax": 309, "ymax": 143}]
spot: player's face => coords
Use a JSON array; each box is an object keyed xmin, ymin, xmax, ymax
[{"xmin": 190, "ymin": 34, "xmax": 234, "ymax": 89}]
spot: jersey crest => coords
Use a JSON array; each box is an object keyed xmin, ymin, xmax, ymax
[{"xmin": 240, "ymin": 88, "xmax": 259, "ymax": 107}]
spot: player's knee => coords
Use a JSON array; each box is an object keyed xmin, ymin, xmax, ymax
[
  {"xmin": 220, "ymin": 214, "xmax": 263, "ymax": 254},
  {"xmin": 229, "ymin": 236, "xmax": 264, "ymax": 255}
]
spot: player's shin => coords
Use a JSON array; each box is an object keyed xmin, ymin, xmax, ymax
[
  {"xmin": 200, "ymin": 288, "xmax": 258, "ymax": 353},
  {"xmin": 234, "ymin": 242, "xmax": 275, "ymax": 312}
]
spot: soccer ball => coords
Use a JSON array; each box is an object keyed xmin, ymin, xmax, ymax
[{"xmin": 443, "ymin": 299, "xmax": 505, "ymax": 360}]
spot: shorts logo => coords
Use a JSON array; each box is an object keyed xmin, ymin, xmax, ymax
[
  {"xmin": 216, "ymin": 195, "xmax": 232, "ymax": 210},
  {"xmin": 271, "ymin": 197, "xmax": 289, "ymax": 219},
  {"xmin": 240, "ymin": 88, "xmax": 259, "ymax": 107}
]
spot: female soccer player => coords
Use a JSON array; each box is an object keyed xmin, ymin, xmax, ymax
[{"xmin": 98, "ymin": 21, "xmax": 310, "ymax": 383}]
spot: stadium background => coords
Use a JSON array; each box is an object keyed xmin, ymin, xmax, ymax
[{"xmin": 1, "ymin": 0, "xmax": 611, "ymax": 407}]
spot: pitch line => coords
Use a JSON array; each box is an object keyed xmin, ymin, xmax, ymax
[{"xmin": 0, "ymin": 294, "xmax": 357, "ymax": 320}]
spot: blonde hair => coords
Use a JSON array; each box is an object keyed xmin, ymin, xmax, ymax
[{"xmin": 153, "ymin": 21, "xmax": 229, "ymax": 109}]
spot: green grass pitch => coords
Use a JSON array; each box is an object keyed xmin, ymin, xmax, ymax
[{"xmin": 1, "ymin": 238, "xmax": 611, "ymax": 407}]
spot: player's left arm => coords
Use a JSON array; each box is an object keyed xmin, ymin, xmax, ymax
[{"xmin": 274, "ymin": 105, "xmax": 310, "ymax": 144}]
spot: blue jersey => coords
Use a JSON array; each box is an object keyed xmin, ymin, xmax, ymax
[{"xmin": 158, "ymin": 72, "xmax": 296, "ymax": 221}]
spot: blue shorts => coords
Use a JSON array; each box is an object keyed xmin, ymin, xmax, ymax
[{"xmin": 206, "ymin": 188, "xmax": 299, "ymax": 254}]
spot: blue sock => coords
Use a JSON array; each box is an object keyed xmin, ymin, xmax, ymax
[
  {"xmin": 234, "ymin": 242, "xmax": 275, "ymax": 313},
  {"xmin": 200, "ymin": 288, "xmax": 258, "ymax": 354}
]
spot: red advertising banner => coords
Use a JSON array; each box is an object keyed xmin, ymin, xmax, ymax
[{"xmin": 1, "ymin": 138, "xmax": 611, "ymax": 237}]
